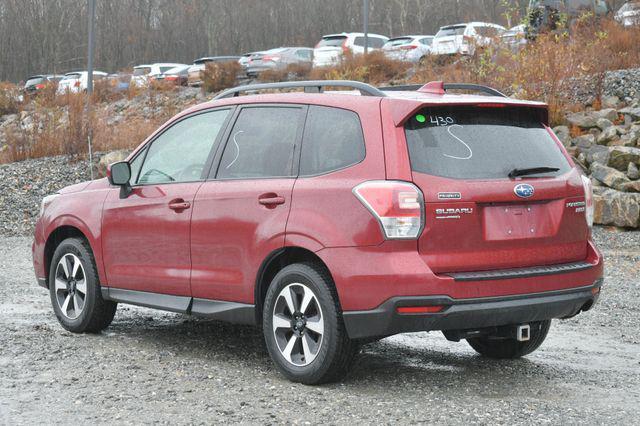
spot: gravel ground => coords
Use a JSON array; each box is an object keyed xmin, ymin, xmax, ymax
[{"xmin": 0, "ymin": 228, "xmax": 638, "ymax": 425}]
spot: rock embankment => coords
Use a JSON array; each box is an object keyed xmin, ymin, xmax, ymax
[{"xmin": 554, "ymin": 98, "xmax": 640, "ymax": 228}]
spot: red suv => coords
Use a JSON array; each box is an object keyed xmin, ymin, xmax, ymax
[{"xmin": 33, "ymin": 80, "xmax": 603, "ymax": 384}]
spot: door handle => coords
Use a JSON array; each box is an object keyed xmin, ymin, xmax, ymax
[
  {"xmin": 168, "ymin": 199, "xmax": 191, "ymax": 211},
  {"xmin": 258, "ymin": 195, "xmax": 286, "ymax": 206}
]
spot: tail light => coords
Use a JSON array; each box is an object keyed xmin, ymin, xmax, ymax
[
  {"xmin": 35, "ymin": 83, "xmax": 45, "ymax": 89},
  {"xmin": 165, "ymin": 76, "xmax": 178, "ymax": 81},
  {"xmin": 74, "ymin": 80, "xmax": 81, "ymax": 87},
  {"xmin": 342, "ymin": 39, "xmax": 350, "ymax": 54},
  {"xmin": 581, "ymin": 175, "xmax": 594, "ymax": 228},
  {"xmin": 353, "ymin": 180, "xmax": 424, "ymax": 239},
  {"xmin": 263, "ymin": 55, "xmax": 281, "ymax": 62},
  {"xmin": 399, "ymin": 45, "xmax": 418, "ymax": 50}
]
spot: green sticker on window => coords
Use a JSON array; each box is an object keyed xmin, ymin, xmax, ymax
[{"xmin": 415, "ymin": 114, "xmax": 426, "ymax": 123}]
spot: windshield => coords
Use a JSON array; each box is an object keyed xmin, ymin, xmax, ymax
[
  {"xmin": 435, "ymin": 26, "xmax": 466, "ymax": 38},
  {"xmin": 404, "ymin": 106, "xmax": 570, "ymax": 179},
  {"xmin": 317, "ymin": 36, "xmax": 347, "ymax": 47},
  {"xmin": 133, "ymin": 67, "xmax": 151, "ymax": 76}
]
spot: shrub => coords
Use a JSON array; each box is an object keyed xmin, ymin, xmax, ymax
[
  {"xmin": 202, "ymin": 61, "xmax": 242, "ymax": 93},
  {"xmin": 259, "ymin": 63, "xmax": 312, "ymax": 83},
  {"xmin": 309, "ymin": 51, "xmax": 410, "ymax": 85},
  {"xmin": 0, "ymin": 82, "xmax": 21, "ymax": 116}
]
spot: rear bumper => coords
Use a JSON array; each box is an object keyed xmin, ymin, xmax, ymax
[{"xmin": 343, "ymin": 279, "xmax": 602, "ymax": 339}]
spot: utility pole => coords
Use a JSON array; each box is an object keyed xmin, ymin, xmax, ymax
[
  {"xmin": 363, "ymin": 0, "xmax": 369, "ymax": 55},
  {"xmin": 86, "ymin": 0, "xmax": 96, "ymax": 179}
]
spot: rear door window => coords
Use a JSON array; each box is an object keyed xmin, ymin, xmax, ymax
[
  {"xmin": 300, "ymin": 106, "xmax": 365, "ymax": 176},
  {"xmin": 217, "ymin": 107, "xmax": 302, "ymax": 179},
  {"xmin": 404, "ymin": 106, "xmax": 570, "ymax": 179}
]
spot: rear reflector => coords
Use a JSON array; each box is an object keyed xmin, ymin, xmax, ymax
[
  {"xmin": 581, "ymin": 175, "xmax": 594, "ymax": 228},
  {"xmin": 397, "ymin": 306, "xmax": 444, "ymax": 314},
  {"xmin": 353, "ymin": 180, "xmax": 424, "ymax": 239}
]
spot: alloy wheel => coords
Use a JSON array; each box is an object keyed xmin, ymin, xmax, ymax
[
  {"xmin": 272, "ymin": 283, "xmax": 324, "ymax": 366},
  {"xmin": 54, "ymin": 253, "xmax": 87, "ymax": 320}
]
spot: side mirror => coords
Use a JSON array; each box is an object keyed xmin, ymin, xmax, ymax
[{"xmin": 107, "ymin": 161, "xmax": 132, "ymax": 198}]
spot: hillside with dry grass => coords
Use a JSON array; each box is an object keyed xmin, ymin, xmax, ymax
[{"xmin": 1, "ymin": 18, "xmax": 640, "ymax": 166}]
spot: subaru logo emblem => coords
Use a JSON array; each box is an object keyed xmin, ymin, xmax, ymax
[{"xmin": 514, "ymin": 184, "xmax": 534, "ymax": 198}]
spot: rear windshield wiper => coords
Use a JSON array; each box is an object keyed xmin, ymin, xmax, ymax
[{"xmin": 508, "ymin": 167, "xmax": 560, "ymax": 179}]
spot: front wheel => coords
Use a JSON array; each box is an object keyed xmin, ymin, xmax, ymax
[
  {"xmin": 263, "ymin": 263, "xmax": 358, "ymax": 384},
  {"xmin": 467, "ymin": 320, "xmax": 551, "ymax": 359},
  {"xmin": 49, "ymin": 238, "xmax": 117, "ymax": 333}
]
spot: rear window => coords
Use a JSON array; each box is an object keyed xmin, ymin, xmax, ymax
[
  {"xmin": 133, "ymin": 67, "xmax": 151, "ymax": 76},
  {"xmin": 404, "ymin": 106, "xmax": 570, "ymax": 180},
  {"xmin": 25, "ymin": 77, "xmax": 44, "ymax": 87},
  {"xmin": 435, "ymin": 26, "xmax": 466, "ymax": 38},
  {"xmin": 317, "ymin": 36, "xmax": 347, "ymax": 47},
  {"xmin": 384, "ymin": 37, "xmax": 413, "ymax": 47}
]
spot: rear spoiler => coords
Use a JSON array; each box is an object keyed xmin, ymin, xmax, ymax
[{"xmin": 382, "ymin": 81, "xmax": 549, "ymax": 127}]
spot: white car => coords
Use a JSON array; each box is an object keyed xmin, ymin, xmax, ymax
[
  {"xmin": 615, "ymin": 1, "xmax": 640, "ymax": 27},
  {"xmin": 431, "ymin": 22, "xmax": 506, "ymax": 56},
  {"xmin": 56, "ymin": 71, "xmax": 108, "ymax": 95},
  {"xmin": 131, "ymin": 63, "xmax": 187, "ymax": 87},
  {"xmin": 382, "ymin": 35, "xmax": 434, "ymax": 63},
  {"xmin": 313, "ymin": 32, "xmax": 389, "ymax": 67},
  {"xmin": 501, "ymin": 24, "xmax": 527, "ymax": 50}
]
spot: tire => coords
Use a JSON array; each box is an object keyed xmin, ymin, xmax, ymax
[
  {"xmin": 262, "ymin": 262, "xmax": 358, "ymax": 384},
  {"xmin": 466, "ymin": 320, "xmax": 552, "ymax": 359},
  {"xmin": 49, "ymin": 237, "xmax": 117, "ymax": 333}
]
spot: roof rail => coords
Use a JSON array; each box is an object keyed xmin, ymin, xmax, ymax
[
  {"xmin": 379, "ymin": 81, "xmax": 507, "ymax": 98},
  {"xmin": 213, "ymin": 80, "xmax": 387, "ymax": 100}
]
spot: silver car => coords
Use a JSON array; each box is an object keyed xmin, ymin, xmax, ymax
[
  {"xmin": 245, "ymin": 47, "xmax": 313, "ymax": 77},
  {"xmin": 382, "ymin": 36, "xmax": 434, "ymax": 64}
]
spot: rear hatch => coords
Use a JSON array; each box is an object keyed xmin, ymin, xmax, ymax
[
  {"xmin": 314, "ymin": 35, "xmax": 347, "ymax": 66},
  {"xmin": 404, "ymin": 104, "xmax": 589, "ymax": 273},
  {"xmin": 432, "ymin": 25, "xmax": 466, "ymax": 54}
]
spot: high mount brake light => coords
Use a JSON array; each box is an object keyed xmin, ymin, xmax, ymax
[
  {"xmin": 353, "ymin": 181, "xmax": 424, "ymax": 239},
  {"xmin": 581, "ymin": 175, "xmax": 594, "ymax": 228}
]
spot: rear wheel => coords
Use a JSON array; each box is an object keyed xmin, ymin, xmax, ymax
[
  {"xmin": 49, "ymin": 238, "xmax": 117, "ymax": 333},
  {"xmin": 466, "ymin": 320, "xmax": 551, "ymax": 359},
  {"xmin": 263, "ymin": 263, "xmax": 358, "ymax": 384}
]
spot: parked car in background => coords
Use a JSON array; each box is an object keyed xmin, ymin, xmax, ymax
[
  {"xmin": 431, "ymin": 22, "xmax": 506, "ymax": 56},
  {"xmin": 615, "ymin": 1, "xmax": 640, "ymax": 26},
  {"xmin": 131, "ymin": 63, "xmax": 186, "ymax": 87},
  {"xmin": 382, "ymin": 36, "xmax": 434, "ymax": 64},
  {"xmin": 107, "ymin": 73, "xmax": 131, "ymax": 91},
  {"xmin": 313, "ymin": 32, "xmax": 389, "ymax": 67},
  {"xmin": 501, "ymin": 24, "xmax": 527, "ymax": 50},
  {"xmin": 526, "ymin": 0, "xmax": 610, "ymax": 37},
  {"xmin": 157, "ymin": 65, "xmax": 190, "ymax": 86},
  {"xmin": 23, "ymin": 74, "xmax": 63, "ymax": 95},
  {"xmin": 187, "ymin": 56, "xmax": 242, "ymax": 87},
  {"xmin": 239, "ymin": 52, "xmax": 259, "ymax": 70},
  {"xmin": 56, "ymin": 71, "xmax": 108, "ymax": 95},
  {"xmin": 245, "ymin": 47, "xmax": 313, "ymax": 77}
]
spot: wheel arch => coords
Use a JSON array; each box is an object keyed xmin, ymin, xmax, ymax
[
  {"xmin": 254, "ymin": 246, "xmax": 338, "ymax": 325},
  {"xmin": 43, "ymin": 225, "xmax": 91, "ymax": 288}
]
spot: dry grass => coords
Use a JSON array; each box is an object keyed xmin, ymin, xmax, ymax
[
  {"xmin": 309, "ymin": 51, "xmax": 410, "ymax": 85},
  {"xmin": 0, "ymin": 82, "xmax": 20, "ymax": 115},
  {"xmin": 202, "ymin": 61, "xmax": 242, "ymax": 93}
]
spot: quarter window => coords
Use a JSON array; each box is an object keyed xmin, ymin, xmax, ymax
[
  {"xmin": 217, "ymin": 107, "xmax": 301, "ymax": 179},
  {"xmin": 300, "ymin": 106, "xmax": 365, "ymax": 175},
  {"xmin": 137, "ymin": 109, "xmax": 229, "ymax": 185}
]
